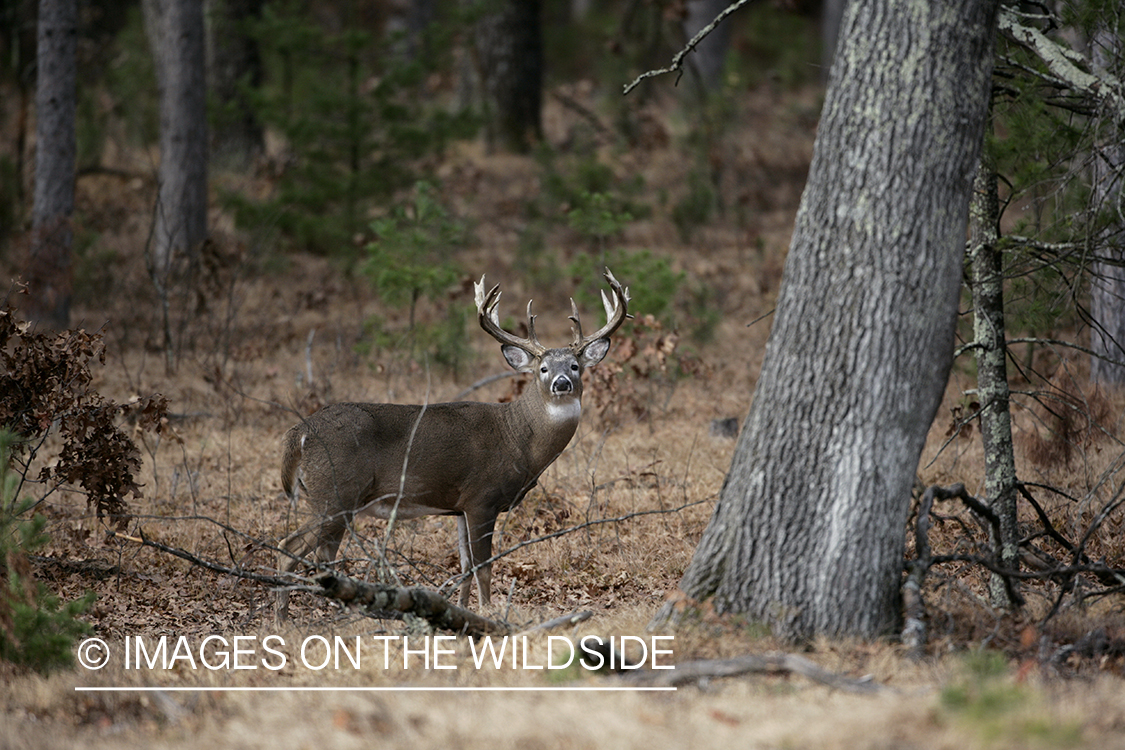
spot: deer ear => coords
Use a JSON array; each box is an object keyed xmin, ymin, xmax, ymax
[
  {"xmin": 501, "ymin": 345, "xmax": 536, "ymax": 372},
  {"xmin": 579, "ymin": 338, "xmax": 610, "ymax": 368}
]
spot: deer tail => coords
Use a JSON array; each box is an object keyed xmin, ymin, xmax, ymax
[{"xmin": 280, "ymin": 425, "xmax": 305, "ymax": 499}]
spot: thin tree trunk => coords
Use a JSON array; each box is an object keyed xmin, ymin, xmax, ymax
[
  {"xmin": 26, "ymin": 0, "xmax": 77, "ymax": 330},
  {"xmin": 144, "ymin": 0, "xmax": 209, "ymax": 281},
  {"xmin": 1088, "ymin": 27, "xmax": 1125, "ymax": 384},
  {"xmin": 968, "ymin": 148, "xmax": 1020, "ymax": 609},
  {"xmin": 682, "ymin": 0, "xmax": 732, "ymax": 94},
  {"xmin": 662, "ymin": 0, "xmax": 1000, "ymax": 641},
  {"xmin": 473, "ymin": 0, "xmax": 542, "ymax": 153},
  {"xmin": 205, "ymin": 0, "xmax": 264, "ymax": 171}
]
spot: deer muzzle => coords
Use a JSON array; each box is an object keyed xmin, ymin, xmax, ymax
[{"xmin": 551, "ymin": 375, "xmax": 574, "ymax": 394}]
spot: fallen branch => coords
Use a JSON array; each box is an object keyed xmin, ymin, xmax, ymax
[
  {"xmin": 111, "ymin": 530, "xmax": 591, "ymax": 638},
  {"xmin": 113, "ymin": 531, "xmax": 290, "ymax": 588},
  {"xmin": 315, "ymin": 573, "xmax": 512, "ymax": 637},
  {"xmin": 621, "ymin": 652, "xmax": 881, "ymax": 694},
  {"xmin": 515, "ymin": 610, "xmax": 594, "ymax": 636}
]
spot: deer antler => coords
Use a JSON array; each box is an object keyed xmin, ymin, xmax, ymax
[
  {"xmin": 569, "ymin": 268, "xmax": 631, "ymax": 352},
  {"xmin": 474, "ymin": 275, "xmax": 547, "ymax": 356}
]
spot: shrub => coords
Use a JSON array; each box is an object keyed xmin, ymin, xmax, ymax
[
  {"xmin": 0, "ymin": 429, "xmax": 95, "ymax": 673},
  {"xmin": 0, "ymin": 305, "xmax": 167, "ymax": 524}
]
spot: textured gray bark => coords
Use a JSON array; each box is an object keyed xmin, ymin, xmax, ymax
[
  {"xmin": 27, "ymin": 0, "xmax": 76, "ymax": 330},
  {"xmin": 670, "ymin": 0, "xmax": 1000, "ymax": 641},
  {"xmin": 968, "ymin": 154, "xmax": 1019, "ymax": 608},
  {"xmin": 144, "ymin": 0, "xmax": 209, "ymax": 279},
  {"xmin": 474, "ymin": 0, "xmax": 542, "ymax": 153},
  {"xmin": 204, "ymin": 0, "xmax": 264, "ymax": 170}
]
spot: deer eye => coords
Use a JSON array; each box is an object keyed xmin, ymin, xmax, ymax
[
  {"xmin": 571, "ymin": 364, "xmax": 579, "ymax": 372},
  {"xmin": 540, "ymin": 366, "xmax": 548, "ymax": 374}
]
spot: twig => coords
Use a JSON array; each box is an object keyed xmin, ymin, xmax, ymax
[
  {"xmin": 514, "ymin": 610, "xmax": 593, "ymax": 636},
  {"xmin": 445, "ymin": 497, "xmax": 712, "ymax": 598},
  {"xmin": 1006, "ymin": 336, "xmax": 1125, "ymax": 371},
  {"xmin": 304, "ymin": 328, "xmax": 315, "ymax": 386},
  {"xmin": 453, "ymin": 370, "xmax": 519, "ymax": 401},
  {"xmin": 901, "ymin": 483, "xmax": 1027, "ymax": 655},
  {"xmin": 620, "ymin": 652, "xmax": 881, "ymax": 693},
  {"xmin": 622, "ymin": 0, "xmax": 757, "ymax": 95},
  {"xmin": 112, "ymin": 531, "xmax": 290, "ymax": 587}
]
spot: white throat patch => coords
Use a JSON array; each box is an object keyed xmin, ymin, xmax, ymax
[{"xmin": 545, "ymin": 398, "xmax": 582, "ymax": 423}]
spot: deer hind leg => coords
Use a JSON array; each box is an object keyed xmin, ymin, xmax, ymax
[
  {"xmin": 457, "ymin": 511, "xmax": 497, "ymax": 608},
  {"xmin": 275, "ymin": 511, "xmax": 350, "ymax": 622}
]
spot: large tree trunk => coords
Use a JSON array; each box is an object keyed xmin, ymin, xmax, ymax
[
  {"xmin": 473, "ymin": 0, "xmax": 542, "ymax": 153},
  {"xmin": 144, "ymin": 0, "xmax": 209, "ymax": 281},
  {"xmin": 26, "ymin": 0, "xmax": 77, "ymax": 330},
  {"xmin": 665, "ymin": 0, "xmax": 1000, "ymax": 641},
  {"xmin": 204, "ymin": 0, "xmax": 264, "ymax": 171}
]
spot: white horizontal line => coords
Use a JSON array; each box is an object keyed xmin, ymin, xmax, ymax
[{"xmin": 75, "ymin": 686, "xmax": 676, "ymax": 692}]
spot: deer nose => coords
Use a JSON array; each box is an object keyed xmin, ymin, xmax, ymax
[{"xmin": 551, "ymin": 375, "xmax": 573, "ymax": 394}]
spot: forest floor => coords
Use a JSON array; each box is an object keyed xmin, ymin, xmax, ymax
[{"xmin": 4, "ymin": 76, "xmax": 1125, "ymax": 749}]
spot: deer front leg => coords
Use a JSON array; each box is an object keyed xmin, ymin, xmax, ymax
[
  {"xmin": 275, "ymin": 510, "xmax": 350, "ymax": 622},
  {"xmin": 457, "ymin": 511, "xmax": 497, "ymax": 608}
]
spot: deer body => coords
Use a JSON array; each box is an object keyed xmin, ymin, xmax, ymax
[{"xmin": 277, "ymin": 270, "xmax": 629, "ymax": 616}]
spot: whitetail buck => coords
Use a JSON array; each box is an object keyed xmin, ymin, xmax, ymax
[{"xmin": 276, "ymin": 269, "xmax": 629, "ymax": 617}]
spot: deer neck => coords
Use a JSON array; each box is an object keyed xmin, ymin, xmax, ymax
[{"xmin": 504, "ymin": 382, "xmax": 582, "ymax": 468}]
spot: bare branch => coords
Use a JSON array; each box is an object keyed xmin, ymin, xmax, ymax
[
  {"xmin": 446, "ymin": 497, "xmax": 712, "ymax": 599},
  {"xmin": 622, "ymin": 0, "xmax": 756, "ymax": 96},
  {"xmin": 998, "ymin": 6, "xmax": 1125, "ymax": 128},
  {"xmin": 315, "ymin": 573, "xmax": 511, "ymax": 637}
]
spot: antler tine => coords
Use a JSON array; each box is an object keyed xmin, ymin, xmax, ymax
[
  {"xmin": 568, "ymin": 298, "xmax": 583, "ymax": 347},
  {"xmin": 571, "ymin": 267, "xmax": 631, "ymax": 352},
  {"xmin": 475, "ymin": 274, "xmax": 546, "ymax": 356},
  {"xmin": 525, "ymin": 299, "xmax": 543, "ymax": 349}
]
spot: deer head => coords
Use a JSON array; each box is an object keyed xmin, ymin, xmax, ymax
[{"xmin": 474, "ymin": 267, "xmax": 630, "ymax": 405}]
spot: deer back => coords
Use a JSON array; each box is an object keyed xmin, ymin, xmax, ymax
[{"xmin": 282, "ymin": 386, "xmax": 582, "ymax": 523}]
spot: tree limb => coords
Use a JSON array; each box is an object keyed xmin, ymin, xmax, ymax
[
  {"xmin": 622, "ymin": 0, "xmax": 757, "ymax": 95},
  {"xmin": 111, "ymin": 530, "xmax": 591, "ymax": 638},
  {"xmin": 315, "ymin": 573, "xmax": 512, "ymax": 637},
  {"xmin": 998, "ymin": 6, "xmax": 1125, "ymax": 128}
]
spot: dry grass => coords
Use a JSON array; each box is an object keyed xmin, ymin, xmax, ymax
[{"xmin": 4, "ymin": 80, "xmax": 1125, "ymax": 748}]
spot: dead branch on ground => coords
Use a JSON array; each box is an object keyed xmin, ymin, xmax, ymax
[
  {"xmin": 315, "ymin": 572, "xmax": 513, "ymax": 637},
  {"xmin": 111, "ymin": 531, "xmax": 594, "ymax": 638}
]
